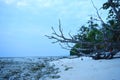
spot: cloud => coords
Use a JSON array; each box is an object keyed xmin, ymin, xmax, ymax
[
  {"xmin": 1, "ymin": 0, "xmax": 29, "ymax": 7},
  {"xmin": 1, "ymin": 0, "xmax": 105, "ymax": 8},
  {"xmin": 4, "ymin": 0, "xmax": 15, "ymax": 5},
  {"xmin": 1, "ymin": 0, "xmax": 105, "ymax": 13},
  {"xmin": 16, "ymin": 1, "xmax": 28, "ymax": 7},
  {"xmin": 35, "ymin": 0, "xmax": 63, "ymax": 8},
  {"xmin": 1, "ymin": 0, "xmax": 62, "ymax": 8},
  {"xmin": 1, "ymin": 0, "xmax": 106, "ymax": 22}
]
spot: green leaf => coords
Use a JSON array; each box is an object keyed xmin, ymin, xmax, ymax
[{"xmin": 103, "ymin": 2, "xmax": 110, "ymax": 9}]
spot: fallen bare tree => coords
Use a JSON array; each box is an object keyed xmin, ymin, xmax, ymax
[{"xmin": 46, "ymin": 0, "xmax": 120, "ymax": 58}]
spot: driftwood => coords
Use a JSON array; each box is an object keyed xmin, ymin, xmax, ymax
[{"xmin": 91, "ymin": 49, "xmax": 119, "ymax": 60}]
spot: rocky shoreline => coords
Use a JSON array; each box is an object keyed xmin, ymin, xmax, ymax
[
  {"xmin": 0, "ymin": 57, "xmax": 64, "ymax": 80},
  {"xmin": 1, "ymin": 55, "xmax": 120, "ymax": 80}
]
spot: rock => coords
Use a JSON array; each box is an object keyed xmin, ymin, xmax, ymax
[{"xmin": 0, "ymin": 57, "xmax": 61, "ymax": 80}]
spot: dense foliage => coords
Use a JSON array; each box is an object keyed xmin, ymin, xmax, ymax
[
  {"xmin": 70, "ymin": 17, "xmax": 103, "ymax": 55},
  {"xmin": 70, "ymin": 0, "xmax": 120, "ymax": 56}
]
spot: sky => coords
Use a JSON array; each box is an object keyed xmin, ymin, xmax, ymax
[{"xmin": 0, "ymin": 0, "xmax": 107, "ymax": 57}]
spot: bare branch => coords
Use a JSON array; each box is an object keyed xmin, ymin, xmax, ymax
[
  {"xmin": 66, "ymin": 43, "xmax": 73, "ymax": 48},
  {"xmin": 68, "ymin": 32, "xmax": 74, "ymax": 40},
  {"xmin": 51, "ymin": 27, "xmax": 62, "ymax": 38},
  {"xmin": 58, "ymin": 20, "xmax": 64, "ymax": 38},
  {"xmin": 45, "ymin": 20, "xmax": 95, "ymax": 46},
  {"xmin": 91, "ymin": 0, "xmax": 120, "ymax": 32},
  {"xmin": 59, "ymin": 43, "xmax": 71, "ymax": 50},
  {"xmin": 91, "ymin": 0, "xmax": 105, "ymax": 24}
]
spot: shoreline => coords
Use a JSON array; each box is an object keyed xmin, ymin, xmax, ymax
[
  {"xmin": 0, "ymin": 55, "xmax": 120, "ymax": 80},
  {"xmin": 0, "ymin": 56, "xmax": 62, "ymax": 80}
]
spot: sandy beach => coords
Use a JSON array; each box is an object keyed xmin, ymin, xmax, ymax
[{"xmin": 50, "ymin": 56, "xmax": 120, "ymax": 80}]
